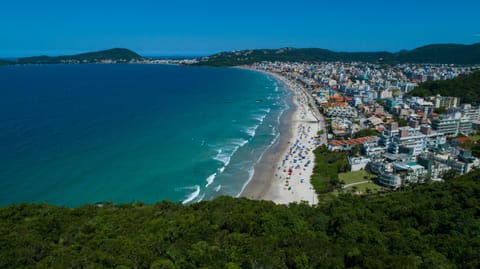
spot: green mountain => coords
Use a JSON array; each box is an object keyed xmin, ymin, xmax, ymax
[
  {"xmin": 197, "ymin": 43, "xmax": 480, "ymax": 66},
  {"xmin": 0, "ymin": 59, "xmax": 12, "ymax": 65},
  {"xmin": 16, "ymin": 48, "xmax": 142, "ymax": 64},
  {"xmin": 1, "ymin": 170, "xmax": 479, "ymax": 268},
  {"xmin": 407, "ymin": 70, "xmax": 480, "ymax": 104},
  {"xmin": 394, "ymin": 43, "xmax": 480, "ymax": 64}
]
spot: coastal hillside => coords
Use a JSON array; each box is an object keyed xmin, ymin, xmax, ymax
[
  {"xmin": 15, "ymin": 48, "xmax": 142, "ymax": 64},
  {"xmin": 407, "ymin": 70, "xmax": 480, "ymax": 103},
  {"xmin": 394, "ymin": 43, "xmax": 480, "ymax": 64},
  {"xmin": 197, "ymin": 48, "xmax": 392, "ymax": 66},
  {"xmin": 1, "ymin": 170, "xmax": 479, "ymax": 268},
  {"xmin": 0, "ymin": 59, "xmax": 12, "ymax": 65},
  {"xmin": 196, "ymin": 43, "xmax": 480, "ymax": 66}
]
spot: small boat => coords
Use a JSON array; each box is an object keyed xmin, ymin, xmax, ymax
[{"xmin": 256, "ymin": 99, "xmax": 263, "ymax": 103}]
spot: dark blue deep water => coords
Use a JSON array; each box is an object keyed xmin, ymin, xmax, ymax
[{"xmin": 0, "ymin": 64, "xmax": 287, "ymax": 206}]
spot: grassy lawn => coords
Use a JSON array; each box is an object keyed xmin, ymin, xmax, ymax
[
  {"xmin": 467, "ymin": 135, "xmax": 480, "ymax": 142},
  {"xmin": 338, "ymin": 170, "xmax": 385, "ymax": 194},
  {"xmin": 354, "ymin": 181, "xmax": 384, "ymax": 193},
  {"xmin": 339, "ymin": 170, "xmax": 376, "ymax": 185}
]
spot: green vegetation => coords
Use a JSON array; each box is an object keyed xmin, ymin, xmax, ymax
[
  {"xmin": 196, "ymin": 43, "xmax": 480, "ymax": 66},
  {"xmin": 0, "ymin": 59, "xmax": 12, "ymax": 66},
  {"xmin": 353, "ymin": 128, "xmax": 378, "ymax": 138},
  {"xmin": 1, "ymin": 170, "xmax": 480, "ymax": 268},
  {"xmin": 310, "ymin": 145, "xmax": 350, "ymax": 193},
  {"xmin": 467, "ymin": 135, "xmax": 480, "ymax": 142},
  {"xmin": 393, "ymin": 43, "xmax": 480, "ymax": 64},
  {"xmin": 352, "ymin": 181, "xmax": 384, "ymax": 193},
  {"xmin": 407, "ymin": 71, "xmax": 480, "ymax": 104},
  {"xmin": 456, "ymin": 136, "xmax": 480, "ymax": 157},
  {"xmin": 434, "ymin": 107, "xmax": 447, "ymax": 114},
  {"xmin": 16, "ymin": 48, "xmax": 142, "ymax": 64},
  {"xmin": 339, "ymin": 170, "xmax": 376, "ymax": 185},
  {"xmin": 339, "ymin": 170, "xmax": 384, "ymax": 194},
  {"xmin": 197, "ymin": 48, "xmax": 392, "ymax": 66}
]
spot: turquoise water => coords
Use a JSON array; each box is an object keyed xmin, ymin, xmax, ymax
[{"xmin": 0, "ymin": 64, "xmax": 288, "ymax": 206}]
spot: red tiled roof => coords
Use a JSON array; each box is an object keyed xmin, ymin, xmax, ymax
[
  {"xmin": 328, "ymin": 136, "xmax": 374, "ymax": 148},
  {"xmin": 454, "ymin": 137, "xmax": 470, "ymax": 144}
]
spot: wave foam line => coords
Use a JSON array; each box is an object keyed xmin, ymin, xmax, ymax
[
  {"xmin": 261, "ymin": 108, "xmax": 271, "ymax": 113},
  {"xmin": 213, "ymin": 138, "xmax": 249, "ymax": 168},
  {"xmin": 181, "ymin": 185, "xmax": 201, "ymax": 204},
  {"xmin": 205, "ymin": 172, "xmax": 217, "ymax": 188},
  {"xmin": 253, "ymin": 113, "xmax": 267, "ymax": 123},
  {"xmin": 237, "ymin": 167, "xmax": 255, "ymax": 197},
  {"xmin": 243, "ymin": 124, "xmax": 260, "ymax": 137},
  {"xmin": 237, "ymin": 122, "xmax": 282, "ymax": 197}
]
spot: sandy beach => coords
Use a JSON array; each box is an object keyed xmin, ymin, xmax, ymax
[{"xmin": 241, "ymin": 69, "xmax": 321, "ymax": 205}]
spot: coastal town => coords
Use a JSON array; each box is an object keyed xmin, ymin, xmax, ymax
[{"xmin": 251, "ymin": 61, "xmax": 480, "ymax": 196}]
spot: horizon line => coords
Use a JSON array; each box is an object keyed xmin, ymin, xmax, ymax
[{"xmin": 1, "ymin": 41, "xmax": 479, "ymax": 59}]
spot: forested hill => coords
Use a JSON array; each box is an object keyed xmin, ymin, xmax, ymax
[
  {"xmin": 0, "ymin": 59, "xmax": 12, "ymax": 65},
  {"xmin": 1, "ymin": 170, "xmax": 479, "ymax": 268},
  {"xmin": 407, "ymin": 70, "xmax": 480, "ymax": 104},
  {"xmin": 15, "ymin": 48, "xmax": 142, "ymax": 64},
  {"xmin": 196, "ymin": 43, "xmax": 480, "ymax": 66},
  {"xmin": 393, "ymin": 43, "xmax": 480, "ymax": 64}
]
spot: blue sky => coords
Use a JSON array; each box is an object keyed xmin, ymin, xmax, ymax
[{"xmin": 1, "ymin": 0, "xmax": 479, "ymax": 57}]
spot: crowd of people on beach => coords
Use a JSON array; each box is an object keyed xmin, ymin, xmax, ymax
[{"xmin": 274, "ymin": 84, "xmax": 320, "ymax": 198}]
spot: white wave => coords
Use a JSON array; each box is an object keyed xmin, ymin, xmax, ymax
[
  {"xmin": 275, "ymin": 86, "xmax": 279, "ymax": 92},
  {"xmin": 237, "ymin": 126, "xmax": 282, "ymax": 197},
  {"xmin": 205, "ymin": 172, "xmax": 217, "ymax": 188},
  {"xmin": 197, "ymin": 193, "xmax": 206, "ymax": 202},
  {"xmin": 260, "ymin": 107, "xmax": 271, "ymax": 113},
  {"xmin": 253, "ymin": 113, "xmax": 267, "ymax": 123},
  {"xmin": 219, "ymin": 166, "xmax": 225, "ymax": 173},
  {"xmin": 214, "ymin": 149, "xmax": 230, "ymax": 166},
  {"xmin": 270, "ymin": 132, "xmax": 280, "ymax": 145},
  {"xmin": 181, "ymin": 185, "xmax": 201, "ymax": 204},
  {"xmin": 237, "ymin": 168, "xmax": 255, "ymax": 197},
  {"xmin": 215, "ymin": 185, "xmax": 222, "ymax": 192},
  {"xmin": 213, "ymin": 138, "xmax": 249, "ymax": 169},
  {"xmin": 236, "ymin": 138, "xmax": 248, "ymax": 147},
  {"xmin": 243, "ymin": 124, "xmax": 259, "ymax": 137}
]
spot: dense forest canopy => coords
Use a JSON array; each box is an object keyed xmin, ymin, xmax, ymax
[
  {"xmin": 1, "ymin": 170, "xmax": 479, "ymax": 268},
  {"xmin": 407, "ymin": 71, "xmax": 480, "ymax": 104},
  {"xmin": 196, "ymin": 43, "xmax": 480, "ymax": 66}
]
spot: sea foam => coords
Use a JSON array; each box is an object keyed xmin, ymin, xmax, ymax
[
  {"xmin": 205, "ymin": 172, "xmax": 217, "ymax": 187},
  {"xmin": 182, "ymin": 185, "xmax": 201, "ymax": 204},
  {"xmin": 253, "ymin": 113, "xmax": 267, "ymax": 123},
  {"xmin": 243, "ymin": 124, "xmax": 260, "ymax": 137},
  {"xmin": 213, "ymin": 138, "xmax": 249, "ymax": 171}
]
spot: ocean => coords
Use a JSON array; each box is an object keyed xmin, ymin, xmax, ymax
[{"xmin": 0, "ymin": 64, "xmax": 288, "ymax": 206}]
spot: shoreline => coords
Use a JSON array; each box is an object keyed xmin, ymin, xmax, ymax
[{"xmin": 240, "ymin": 67, "xmax": 319, "ymax": 205}]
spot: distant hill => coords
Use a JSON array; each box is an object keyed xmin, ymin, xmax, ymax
[
  {"xmin": 197, "ymin": 43, "xmax": 480, "ymax": 66},
  {"xmin": 15, "ymin": 48, "xmax": 142, "ymax": 64},
  {"xmin": 0, "ymin": 59, "xmax": 12, "ymax": 65},
  {"xmin": 407, "ymin": 70, "xmax": 480, "ymax": 104},
  {"xmin": 394, "ymin": 43, "xmax": 480, "ymax": 64}
]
